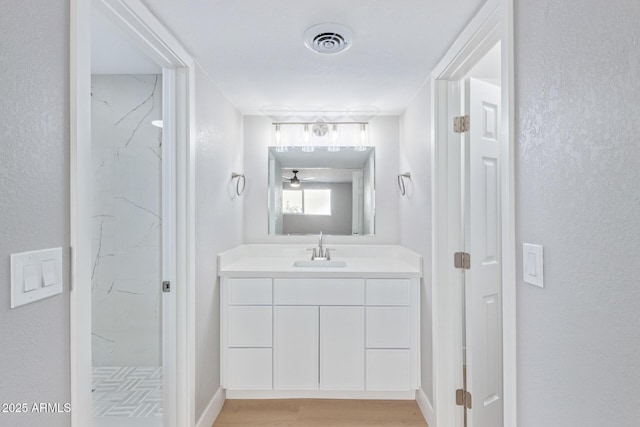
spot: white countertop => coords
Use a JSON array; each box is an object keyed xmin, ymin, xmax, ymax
[{"xmin": 218, "ymin": 245, "xmax": 422, "ymax": 278}]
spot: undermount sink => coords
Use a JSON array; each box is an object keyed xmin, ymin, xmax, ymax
[{"xmin": 293, "ymin": 260, "xmax": 347, "ymax": 268}]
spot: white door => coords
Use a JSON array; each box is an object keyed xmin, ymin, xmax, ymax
[
  {"xmin": 274, "ymin": 306, "xmax": 319, "ymax": 390},
  {"xmin": 320, "ymin": 306, "xmax": 364, "ymax": 390},
  {"xmin": 465, "ymin": 77, "xmax": 503, "ymax": 427}
]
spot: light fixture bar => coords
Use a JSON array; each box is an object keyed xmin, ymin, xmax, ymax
[{"xmin": 272, "ymin": 121, "xmax": 368, "ymax": 126}]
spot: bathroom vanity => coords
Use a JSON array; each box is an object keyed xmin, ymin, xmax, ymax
[{"xmin": 218, "ymin": 244, "xmax": 422, "ymax": 398}]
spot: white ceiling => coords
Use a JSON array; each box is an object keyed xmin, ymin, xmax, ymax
[{"xmin": 139, "ymin": 0, "xmax": 486, "ymax": 115}]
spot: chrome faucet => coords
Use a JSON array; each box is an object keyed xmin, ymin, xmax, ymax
[{"xmin": 308, "ymin": 232, "xmax": 330, "ymax": 260}]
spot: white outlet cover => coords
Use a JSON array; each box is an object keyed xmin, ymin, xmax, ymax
[
  {"xmin": 10, "ymin": 247, "xmax": 63, "ymax": 308},
  {"xmin": 523, "ymin": 243, "xmax": 544, "ymax": 288}
]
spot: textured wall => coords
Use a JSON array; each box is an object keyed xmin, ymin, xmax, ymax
[
  {"xmin": 515, "ymin": 1, "xmax": 640, "ymax": 425},
  {"xmin": 0, "ymin": 1, "xmax": 71, "ymax": 426},
  {"xmin": 399, "ymin": 82, "xmax": 433, "ymax": 405},
  {"xmin": 243, "ymin": 115, "xmax": 401, "ymax": 244},
  {"xmin": 91, "ymin": 74, "xmax": 163, "ymax": 367},
  {"xmin": 194, "ymin": 64, "xmax": 244, "ymax": 420}
]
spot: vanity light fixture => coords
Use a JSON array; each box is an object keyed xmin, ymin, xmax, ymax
[
  {"xmin": 312, "ymin": 121, "xmax": 329, "ymax": 137},
  {"xmin": 354, "ymin": 123, "xmax": 368, "ymax": 151},
  {"xmin": 302, "ymin": 124, "xmax": 314, "ymax": 152},
  {"xmin": 274, "ymin": 124, "xmax": 288, "ymax": 152},
  {"xmin": 328, "ymin": 124, "xmax": 340, "ymax": 152},
  {"xmin": 275, "ymin": 124, "xmax": 282, "ymax": 144},
  {"xmin": 151, "ymin": 120, "xmax": 163, "ymax": 128},
  {"xmin": 271, "ymin": 122, "xmax": 368, "ymax": 152}
]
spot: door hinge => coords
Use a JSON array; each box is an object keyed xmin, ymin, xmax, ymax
[
  {"xmin": 456, "ymin": 388, "xmax": 472, "ymax": 409},
  {"xmin": 162, "ymin": 281, "xmax": 171, "ymax": 293},
  {"xmin": 454, "ymin": 252, "xmax": 471, "ymax": 269},
  {"xmin": 453, "ymin": 115, "xmax": 470, "ymax": 133}
]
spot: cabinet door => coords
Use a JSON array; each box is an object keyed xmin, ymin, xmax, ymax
[
  {"xmin": 228, "ymin": 348, "xmax": 272, "ymax": 390},
  {"xmin": 320, "ymin": 306, "xmax": 364, "ymax": 390},
  {"xmin": 366, "ymin": 349, "xmax": 410, "ymax": 391},
  {"xmin": 366, "ymin": 306, "xmax": 410, "ymax": 348},
  {"xmin": 274, "ymin": 306, "xmax": 319, "ymax": 390},
  {"xmin": 228, "ymin": 306, "xmax": 272, "ymax": 347}
]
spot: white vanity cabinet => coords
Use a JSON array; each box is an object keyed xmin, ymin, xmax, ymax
[
  {"xmin": 222, "ymin": 278, "xmax": 273, "ymax": 390},
  {"xmin": 365, "ymin": 279, "xmax": 413, "ymax": 391},
  {"xmin": 273, "ymin": 278, "xmax": 365, "ymax": 391},
  {"xmin": 221, "ymin": 274, "xmax": 420, "ymax": 396}
]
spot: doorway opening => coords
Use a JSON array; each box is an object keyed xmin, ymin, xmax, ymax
[
  {"xmin": 71, "ymin": 1, "xmax": 196, "ymax": 426},
  {"xmin": 90, "ymin": 6, "xmax": 166, "ymax": 426},
  {"xmin": 430, "ymin": 1, "xmax": 515, "ymax": 426}
]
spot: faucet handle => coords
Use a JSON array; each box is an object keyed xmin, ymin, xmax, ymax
[
  {"xmin": 306, "ymin": 248, "xmax": 317, "ymax": 260},
  {"xmin": 325, "ymin": 248, "xmax": 331, "ymax": 260}
]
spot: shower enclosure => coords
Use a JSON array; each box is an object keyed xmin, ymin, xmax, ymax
[{"xmin": 91, "ymin": 73, "xmax": 164, "ymax": 427}]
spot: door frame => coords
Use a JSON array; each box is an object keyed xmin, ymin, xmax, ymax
[
  {"xmin": 430, "ymin": 0, "xmax": 516, "ymax": 426},
  {"xmin": 70, "ymin": 0, "xmax": 197, "ymax": 425}
]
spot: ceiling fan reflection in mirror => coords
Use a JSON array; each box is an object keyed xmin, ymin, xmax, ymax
[{"xmin": 282, "ymin": 170, "xmax": 314, "ymax": 188}]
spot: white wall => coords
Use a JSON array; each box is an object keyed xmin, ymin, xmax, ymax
[
  {"xmin": 244, "ymin": 115, "xmax": 401, "ymax": 244},
  {"xmin": 515, "ymin": 1, "xmax": 640, "ymax": 425},
  {"xmin": 91, "ymin": 74, "xmax": 163, "ymax": 368},
  {"xmin": 0, "ymin": 1, "xmax": 70, "ymax": 426},
  {"xmin": 399, "ymin": 83, "xmax": 434, "ymax": 405},
  {"xmin": 193, "ymin": 64, "xmax": 244, "ymax": 420}
]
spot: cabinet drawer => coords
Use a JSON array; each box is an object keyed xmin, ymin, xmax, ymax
[
  {"xmin": 366, "ymin": 349, "xmax": 410, "ymax": 391},
  {"xmin": 229, "ymin": 278, "xmax": 272, "ymax": 305},
  {"xmin": 228, "ymin": 348, "xmax": 272, "ymax": 390},
  {"xmin": 274, "ymin": 278, "xmax": 364, "ymax": 305},
  {"xmin": 366, "ymin": 279, "xmax": 410, "ymax": 306},
  {"xmin": 366, "ymin": 307, "xmax": 410, "ymax": 348},
  {"xmin": 229, "ymin": 306, "xmax": 272, "ymax": 347}
]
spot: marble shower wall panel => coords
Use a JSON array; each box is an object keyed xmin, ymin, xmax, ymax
[{"xmin": 91, "ymin": 74, "xmax": 163, "ymax": 367}]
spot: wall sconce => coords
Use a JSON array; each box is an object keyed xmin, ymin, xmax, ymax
[
  {"xmin": 397, "ymin": 172, "xmax": 411, "ymax": 196},
  {"xmin": 231, "ymin": 172, "xmax": 246, "ymax": 196}
]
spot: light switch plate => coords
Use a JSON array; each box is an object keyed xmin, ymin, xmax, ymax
[
  {"xmin": 523, "ymin": 243, "xmax": 544, "ymax": 288},
  {"xmin": 11, "ymin": 247, "xmax": 63, "ymax": 308}
]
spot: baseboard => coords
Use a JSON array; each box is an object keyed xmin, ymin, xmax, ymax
[
  {"xmin": 196, "ymin": 386, "xmax": 226, "ymax": 427},
  {"xmin": 226, "ymin": 389, "xmax": 416, "ymax": 400},
  {"xmin": 416, "ymin": 388, "xmax": 436, "ymax": 427}
]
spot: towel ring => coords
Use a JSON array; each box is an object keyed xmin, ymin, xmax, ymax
[
  {"xmin": 397, "ymin": 172, "xmax": 411, "ymax": 196},
  {"xmin": 231, "ymin": 173, "xmax": 245, "ymax": 196}
]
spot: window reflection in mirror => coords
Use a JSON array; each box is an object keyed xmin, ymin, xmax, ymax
[{"xmin": 268, "ymin": 147, "xmax": 375, "ymax": 236}]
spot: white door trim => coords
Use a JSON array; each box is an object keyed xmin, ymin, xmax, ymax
[
  {"xmin": 430, "ymin": 0, "xmax": 516, "ymax": 426},
  {"xmin": 70, "ymin": 1, "xmax": 196, "ymax": 426}
]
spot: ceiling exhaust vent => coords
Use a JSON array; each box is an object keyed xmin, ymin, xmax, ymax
[{"xmin": 304, "ymin": 23, "xmax": 353, "ymax": 55}]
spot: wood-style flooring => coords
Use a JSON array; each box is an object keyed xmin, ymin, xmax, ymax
[{"xmin": 212, "ymin": 399, "xmax": 428, "ymax": 427}]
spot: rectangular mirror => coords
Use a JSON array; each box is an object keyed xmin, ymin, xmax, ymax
[{"xmin": 268, "ymin": 146, "xmax": 375, "ymax": 236}]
